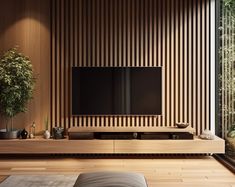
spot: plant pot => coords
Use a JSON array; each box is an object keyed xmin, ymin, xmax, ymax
[
  {"xmin": 226, "ymin": 137, "xmax": 235, "ymax": 156},
  {"xmin": 0, "ymin": 129, "xmax": 20, "ymax": 139}
]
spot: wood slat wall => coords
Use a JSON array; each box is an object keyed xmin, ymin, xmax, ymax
[
  {"xmin": 51, "ymin": 0, "xmax": 211, "ymax": 135},
  {"xmin": 0, "ymin": 0, "xmax": 50, "ymax": 132}
]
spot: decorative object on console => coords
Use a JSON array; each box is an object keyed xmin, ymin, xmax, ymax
[
  {"xmin": 20, "ymin": 129, "xmax": 28, "ymax": 139},
  {"xmin": 175, "ymin": 122, "xmax": 189, "ymax": 128},
  {"xmin": 29, "ymin": 122, "xmax": 36, "ymax": 138},
  {"xmin": 199, "ymin": 130, "xmax": 215, "ymax": 140},
  {"xmin": 44, "ymin": 130, "xmax": 50, "ymax": 139},
  {"xmin": 0, "ymin": 47, "xmax": 35, "ymax": 139},
  {"xmin": 44, "ymin": 116, "xmax": 50, "ymax": 139},
  {"xmin": 29, "ymin": 133, "xmax": 34, "ymax": 139},
  {"xmin": 52, "ymin": 127, "xmax": 64, "ymax": 139},
  {"xmin": 0, "ymin": 128, "xmax": 20, "ymax": 139}
]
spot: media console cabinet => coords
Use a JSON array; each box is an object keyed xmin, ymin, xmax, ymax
[{"xmin": 0, "ymin": 127, "xmax": 225, "ymax": 154}]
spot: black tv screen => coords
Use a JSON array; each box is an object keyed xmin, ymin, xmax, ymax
[{"xmin": 72, "ymin": 67, "xmax": 162, "ymax": 115}]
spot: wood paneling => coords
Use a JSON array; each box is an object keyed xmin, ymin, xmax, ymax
[
  {"xmin": 0, "ymin": 0, "xmax": 213, "ymax": 136},
  {"xmin": 0, "ymin": 0, "xmax": 50, "ymax": 132},
  {"xmin": 51, "ymin": 0, "xmax": 212, "ymax": 135}
]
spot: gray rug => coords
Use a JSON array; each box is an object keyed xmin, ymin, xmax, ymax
[{"xmin": 0, "ymin": 175, "xmax": 78, "ymax": 187}]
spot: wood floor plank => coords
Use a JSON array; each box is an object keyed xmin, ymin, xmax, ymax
[
  {"xmin": 0, "ymin": 156, "xmax": 233, "ymax": 187},
  {"xmin": 0, "ymin": 176, "xmax": 8, "ymax": 183}
]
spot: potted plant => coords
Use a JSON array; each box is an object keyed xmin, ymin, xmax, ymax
[{"xmin": 0, "ymin": 48, "xmax": 35, "ymax": 139}]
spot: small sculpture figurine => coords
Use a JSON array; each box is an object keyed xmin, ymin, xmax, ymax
[
  {"xmin": 52, "ymin": 127, "xmax": 64, "ymax": 139},
  {"xmin": 44, "ymin": 130, "xmax": 50, "ymax": 139},
  {"xmin": 29, "ymin": 122, "xmax": 36, "ymax": 138},
  {"xmin": 199, "ymin": 130, "xmax": 214, "ymax": 140},
  {"xmin": 21, "ymin": 129, "xmax": 28, "ymax": 139},
  {"xmin": 29, "ymin": 133, "xmax": 34, "ymax": 139}
]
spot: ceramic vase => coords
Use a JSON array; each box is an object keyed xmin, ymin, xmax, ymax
[{"xmin": 44, "ymin": 130, "xmax": 50, "ymax": 139}]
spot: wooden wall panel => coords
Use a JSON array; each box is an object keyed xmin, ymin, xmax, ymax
[
  {"xmin": 0, "ymin": 0, "xmax": 50, "ymax": 133},
  {"xmin": 51, "ymin": 0, "xmax": 212, "ymax": 135}
]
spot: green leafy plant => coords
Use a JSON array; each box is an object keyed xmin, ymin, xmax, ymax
[
  {"xmin": 219, "ymin": 0, "xmax": 235, "ymax": 138},
  {"xmin": 44, "ymin": 116, "xmax": 49, "ymax": 130},
  {"xmin": 224, "ymin": 0, "xmax": 235, "ymax": 14},
  {"xmin": 0, "ymin": 48, "xmax": 35, "ymax": 131}
]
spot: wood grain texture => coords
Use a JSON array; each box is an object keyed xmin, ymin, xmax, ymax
[
  {"xmin": 0, "ymin": 139, "xmax": 114, "ymax": 154},
  {"xmin": 68, "ymin": 126, "xmax": 196, "ymax": 133},
  {"xmin": 51, "ymin": 0, "xmax": 212, "ymax": 135},
  {"xmin": 114, "ymin": 137, "xmax": 225, "ymax": 154},
  {"xmin": 0, "ymin": 176, "xmax": 8, "ymax": 183},
  {"xmin": 0, "ymin": 0, "xmax": 50, "ymax": 132},
  {"xmin": 0, "ymin": 0, "xmax": 212, "ymax": 135},
  {"xmin": 0, "ymin": 136, "xmax": 224, "ymax": 154},
  {"xmin": 0, "ymin": 156, "xmax": 234, "ymax": 187}
]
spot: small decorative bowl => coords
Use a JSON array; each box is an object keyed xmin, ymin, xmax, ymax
[{"xmin": 175, "ymin": 123, "xmax": 189, "ymax": 128}]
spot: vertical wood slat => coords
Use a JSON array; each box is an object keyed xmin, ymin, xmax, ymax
[
  {"xmin": 51, "ymin": 0, "xmax": 56, "ymax": 128},
  {"xmin": 206, "ymin": 0, "xmax": 210, "ymax": 131},
  {"xmin": 184, "ymin": 0, "xmax": 188, "ymax": 125},
  {"xmin": 74, "ymin": 0, "xmax": 78, "ymax": 127},
  {"xmin": 197, "ymin": 0, "xmax": 201, "ymax": 134},
  {"xmin": 56, "ymin": 0, "xmax": 60, "ymax": 128},
  {"xmin": 179, "ymin": 0, "xmax": 183, "ymax": 124},
  {"xmin": 188, "ymin": 0, "xmax": 192, "ymax": 131},
  {"xmin": 192, "ymin": 0, "xmax": 197, "ymax": 131},
  {"xmin": 174, "ymin": 0, "xmax": 179, "ymax": 127},
  {"xmin": 51, "ymin": 0, "xmax": 211, "ymax": 135},
  {"xmin": 170, "ymin": 0, "xmax": 174, "ymax": 127},
  {"xmin": 166, "ymin": 0, "xmax": 170, "ymax": 127},
  {"xmin": 161, "ymin": 0, "xmax": 165, "ymax": 126}
]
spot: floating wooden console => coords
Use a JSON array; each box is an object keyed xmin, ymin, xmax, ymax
[
  {"xmin": 68, "ymin": 126, "xmax": 195, "ymax": 133},
  {"xmin": 114, "ymin": 137, "xmax": 225, "ymax": 154},
  {"xmin": 0, "ymin": 138, "xmax": 113, "ymax": 154},
  {"xmin": 68, "ymin": 126, "xmax": 195, "ymax": 140},
  {"xmin": 0, "ymin": 136, "xmax": 224, "ymax": 154}
]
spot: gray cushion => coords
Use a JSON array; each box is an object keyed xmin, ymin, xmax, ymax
[{"xmin": 74, "ymin": 171, "xmax": 148, "ymax": 187}]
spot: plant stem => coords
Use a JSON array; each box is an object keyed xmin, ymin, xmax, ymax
[
  {"xmin": 5, "ymin": 117, "xmax": 8, "ymax": 132},
  {"xmin": 11, "ymin": 118, "xmax": 13, "ymax": 131}
]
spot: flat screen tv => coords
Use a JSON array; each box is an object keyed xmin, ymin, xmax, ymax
[{"xmin": 72, "ymin": 67, "xmax": 162, "ymax": 115}]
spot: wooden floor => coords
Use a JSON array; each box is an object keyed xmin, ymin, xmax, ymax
[{"xmin": 0, "ymin": 155, "xmax": 234, "ymax": 187}]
